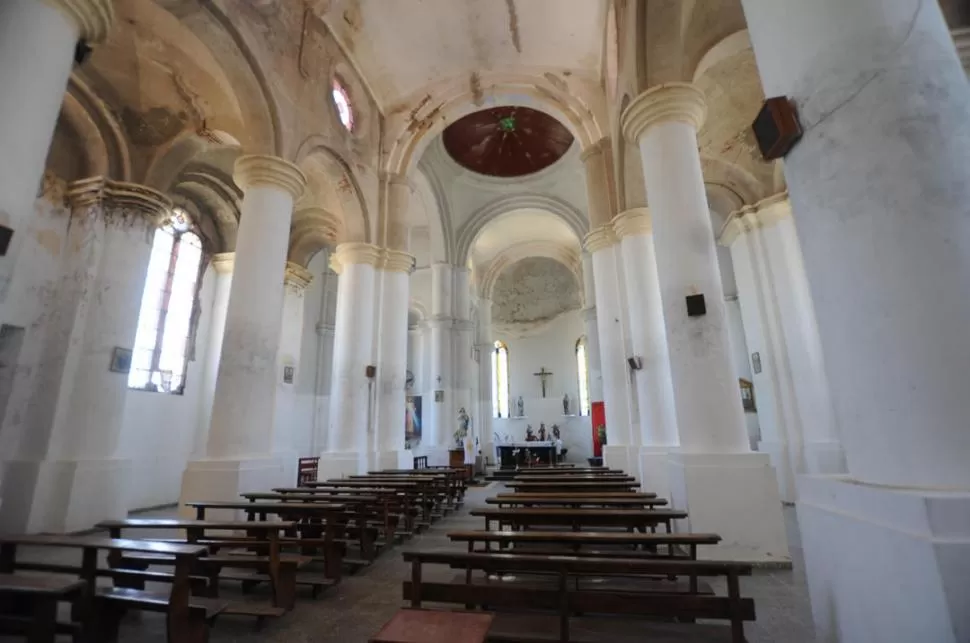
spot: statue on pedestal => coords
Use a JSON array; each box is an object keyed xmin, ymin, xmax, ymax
[
  {"xmin": 538, "ymin": 423, "xmax": 547, "ymax": 442},
  {"xmin": 562, "ymin": 393, "xmax": 570, "ymax": 415},
  {"xmin": 525, "ymin": 424, "xmax": 536, "ymax": 441},
  {"xmin": 516, "ymin": 396, "xmax": 525, "ymax": 417}
]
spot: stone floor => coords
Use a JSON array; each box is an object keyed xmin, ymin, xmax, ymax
[{"xmin": 4, "ymin": 485, "xmax": 816, "ymax": 642}]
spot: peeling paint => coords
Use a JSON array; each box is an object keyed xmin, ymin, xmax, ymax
[
  {"xmin": 505, "ymin": 0, "xmax": 522, "ymax": 53},
  {"xmin": 469, "ymin": 72, "xmax": 484, "ymax": 106}
]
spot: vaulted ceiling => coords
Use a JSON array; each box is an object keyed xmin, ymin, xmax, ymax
[{"xmin": 320, "ymin": 0, "xmax": 608, "ymax": 109}]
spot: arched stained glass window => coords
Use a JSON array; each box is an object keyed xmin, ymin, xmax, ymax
[
  {"xmin": 576, "ymin": 336, "xmax": 591, "ymax": 417},
  {"xmin": 332, "ymin": 78, "xmax": 354, "ymax": 131},
  {"xmin": 129, "ymin": 207, "xmax": 203, "ymax": 394},
  {"xmin": 491, "ymin": 340, "xmax": 510, "ymax": 418}
]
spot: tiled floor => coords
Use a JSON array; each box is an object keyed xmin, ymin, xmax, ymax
[{"xmin": 5, "ymin": 485, "xmax": 816, "ymax": 642}]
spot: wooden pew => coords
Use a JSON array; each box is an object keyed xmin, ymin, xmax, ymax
[
  {"xmin": 401, "ymin": 550, "xmax": 756, "ymax": 643},
  {"xmin": 0, "ymin": 535, "xmax": 223, "ymax": 643},
  {"xmin": 487, "ymin": 496, "xmax": 668, "ymax": 509},
  {"xmin": 511, "ymin": 474, "xmax": 637, "ymax": 483},
  {"xmin": 97, "ymin": 518, "xmax": 320, "ymax": 614},
  {"xmin": 447, "ymin": 530, "xmax": 721, "ymax": 563},
  {"xmin": 0, "ymin": 574, "xmax": 84, "ymax": 643},
  {"xmin": 505, "ymin": 480, "xmax": 642, "ymax": 493},
  {"xmin": 514, "ymin": 467, "xmax": 613, "ymax": 475},
  {"xmin": 305, "ymin": 480, "xmax": 440, "ymax": 525},
  {"xmin": 273, "ymin": 487, "xmax": 421, "ymax": 540},
  {"xmin": 365, "ymin": 469, "xmax": 468, "ymax": 504},
  {"xmin": 499, "ymin": 491, "xmax": 658, "ymax": 499},
  {"xmin": 351, "ymin": 474, "xmax": 459, "ymax": 511},
  {"xmin": 470, "ymin": 507, "xmax": 688, "ymax": 533},
  {"xmin": 183, "ymin": 502, "xmax": 352, "ymax": 576}
]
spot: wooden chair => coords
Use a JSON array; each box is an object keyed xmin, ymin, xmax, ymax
[{"xmin": 0, "ymin": 574, "xmax": 85, "ymax": 643}]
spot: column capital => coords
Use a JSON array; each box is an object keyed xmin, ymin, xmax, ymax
[
  {"xmin": 211, "ymin": 252, "xmax": 235, "ymax": 274},
  {"xmin": 621, "ymin": 83, "xmax": 707, "ymax": 144},
  {"xmin": 329, "ymin": 241, "xmax": 382, "ymax": 274},
  {"xmin": 612, "ymin": 207, "xmax": 652, "ymax": 238},
  {"xmin": 233, "ymin": 155, "xmax": 307, "ymax": 200},
  {"xmin": 381, "ymin": 248, "xmax": 416, "ymax": 273},
  {"xmin": 284, "ymin": 261, "xmax": 313, "ymax": 290},
  {"xmin": 583, "ymin": 224, "xmax": 617, "ymax": 253},
  {"xmin": 719, "ymin": 192, "xmax": 792, "ymax": 246},
  {"xmin": 579, "ymin": 136, "xmax": 610, "ymax": 162},
  {"xmin": 67, "ymin": 177, "xmax": 172, "ymax": 223},
  {"xmin": 44, "ymin": 0, "xmax": 114, "ymax": 42}
]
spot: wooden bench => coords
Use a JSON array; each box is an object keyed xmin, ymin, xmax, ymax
[
  {"xmin": 487, "ymin": 496, "xmax": 668, "ymax": 509},
  {"xmin": 446, "ymin": 530, "xmax": 722, "ymax": 576},
  {"xmin": 274, "ymin": 487, "xmax": 422, "ymax": 538},
  {"xmin": 306, "ymin": 480, "xmax": 441, "ymax": 524},
  {"xmin": 0, "ymin": 535, "xmax": 225, "ymax": 643},
  {"xmin": 401, "ymin": 550, "xmax": 755, "ymax": 643},
  {"xmin": 499, "ymin": 491, "xmax": 657, "ymax": 499},
  {"xmin": 511, "ymin": 474, "xmax": 636, "ymax": 483},
  {"xmin": 470, "ymin": 508, "xmax": 688, "ymax": 533},
  {"xmin": 0, "ymin": 574, "xmax": 85, "ymax": 643},
  {"xmin": 514, "ymin": 467, "xmax": 614, "ymax": 475},
  {"xmin": 97, "ymin": 518, "xmax": 325, "ymax": 613},
  {"xmin": 370, "ymin": 608, "xmax": 493, "ymax": 643},
  {"xmin": 506, "ymin": 481, "xmax": 642, "ymax": 493}
]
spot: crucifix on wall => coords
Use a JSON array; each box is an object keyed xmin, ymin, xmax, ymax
[{"xmin": 534, "ymin": 367, "xmax": 553, "ymax": 398}]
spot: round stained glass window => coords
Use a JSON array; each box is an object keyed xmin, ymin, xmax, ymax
[{"xmin": 332, "ymin": 79, "xmax": 354, "ymax": 132}]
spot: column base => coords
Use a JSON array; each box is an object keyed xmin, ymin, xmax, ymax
[
  {"xmin": 667, "ymin": 452, "xmax": 790, "ymax": 564},
  {"xmin": 602, "ymin": 445, "xmax": 637, "ymax": 476},
  {"xmin": 370, "ymin": 450, "xmax": 414, "ymax": 471},
  {"xmin": 317, "ymin": 452, "xmax": 365, "ymax": 479},
  {"xmin": 802, "ymin": 440, "xmax": 846, "ymax": 475},
  {"xmin": 178, "ymin": 456, "xmax": 287, "ymax": 519},
  {"xmin": 798, "ymin": 475, "xmax": 970, "ymax": 643},
  {"xmin": 637, "ymin": 447, "xmax": 672, "ymax": 500},
  {"xmin": 757, "ymin": 440, "xmax": 797, "ymax": 504},
  {"xmin": 0, "ymin": 458, "xmax": 131, "ymax": 533}
]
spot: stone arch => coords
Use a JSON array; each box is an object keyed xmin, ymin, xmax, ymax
[
  {"xmin": 57, "ymin": 75, "xmax": 131, "ymax": 181},
  {"xmin": 455, "ymin": 195, "xmax": 589, "ymax": 267},
  {"xmin": 295, "ymin": 136, "xmax": 371, "ymax": 246},
  {"xmin": 411, "ymin": 166, "xmax": 452, "ymax": 265},
  {"xmin": 289, "ymin": 207, "xmax": 342, "ymax": 268},
  {"xmin": 480, "ymin": 241, "xmax": 583, "ymax": 302}
]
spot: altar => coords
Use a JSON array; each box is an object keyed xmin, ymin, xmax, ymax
[{"xmin": 496, "ymin": 441, "xmax": 557, "ymax": 469}]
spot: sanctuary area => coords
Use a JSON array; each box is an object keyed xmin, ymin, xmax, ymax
[{"xmin": 0, "ymin": 1, "xmax": 968, "ymax": 642}]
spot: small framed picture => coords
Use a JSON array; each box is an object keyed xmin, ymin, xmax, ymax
[
  {"xmin": 283, "ymin": 366, "xmax": 295, "ymax": 384},
  {"xmin": 739, "ymin": 378, "xmax": 756, "ymax": 412},
  {"xmin": 110, "ymin": 347, "xmax": 132, "ymax": 374},
  {"xmin": 434, "ymin": 390, "xmax": 444, "ymax": 403},
  {"xmin": 751, "ymin": 352, "xmax": 762, "ymax": 374}
]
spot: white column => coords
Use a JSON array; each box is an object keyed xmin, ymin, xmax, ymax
[
  {"xmin": 272, "ymin": 262, "xmax": 312, "ymax": 481},
  {"xmin": 580, "ymin": 254, "xmax": 603, "ymax": 404},
  {"xmin": 193, "ymin": 253, "xmax": 234, "ymax": 458},
  {"xmin": 0, "ymin": 0, "xmax": 113, "ymax": 299},
  {"xmin": 622, "ymin": 84, "xmax": 788, "ymax": 562},
  {"xmin": 372, "ymin": 249, "xmax": 415, "ymax": 471},
  {"xmin": 475, "ymin": 298, "xmax": 494, "ymax": 467},
  {"xmin": 0, "ymin": 178, "xmax": 167, "ymax": 533},
  {"xmin": 321, "ymin": 243, "xmax": 380, "ymax": 477},
  {"xmin": 452, "ymin": 268, "xmax": 475, "ymax": 455},
  {"xmin": 179, "ymin": 155, "xmax": 306, "ymax": 508},
  {"xmin": 424, "ymin": 262, "xmax": 454, "ymax": 465},
  {"xmin": 741, "ymin": 0, "xmax": 970, "ymax": 638},
  {"xmin": 613, "ymin": 208, "xmax": 679, "ymax": 498},
  {"xmin": 582, "ymin": 227, "xmax": 636, "ymax": 475}
]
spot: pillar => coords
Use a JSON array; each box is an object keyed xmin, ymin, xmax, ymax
[
  {"xmin": 452, "ymin": 268, "xmax": 475, "ymax": 452},
  {"xmin": 193, "ymin": 253, "xmax": 234, "ymax": 458},
  {"xmin": 372, "ymin": 249, "xmax": 415, "ymax": 471},
  {"xmin": 582, "ymin": 227, "xmax": 636, "ymax": 475},
  {"xmin": 740, "ymin": 0, "xmax": 970, "ymax": 638},
  {"xmin": 580, "ymin": 254, "xmax": 603, "ymax": 405},
  {"xmin": 0, "ymin": 0, "xmax": 113, "ymax": 299},
  {"xmin": 613, "ymin": 208, "xmax": 679, "ymax": 498},
  {"xmin": 622, "ymin": 84, "xmax": 788, "ymax": 562},
  {"xmin": 581, "ymin": 139, "xmax": 637, "ymax": 475},
  {"xmin": 475, "ymin": 298, "xmax": 494, "ymax": 467},
  {"xmin": 0, "ymin": 178, "xmax": 167, "ymax": 533},
  {"xmin": 179, "ymin": 155, "xmax": 306, "ymax": 508},
  {"xmin": 273, "ymin": 262, "xmax": 312, "ymax": 481},
  {"xmin": 424, "ymin": 262, "xmax": 455, "ymax": 465},
  {"xmin": 320, "ymin": 243, "xmax": 380, "ymax": 477}
]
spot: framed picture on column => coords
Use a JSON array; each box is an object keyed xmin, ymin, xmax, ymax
[{"xmin": 406, "ymin": 395, "xmax": 422, "ymax": 441}]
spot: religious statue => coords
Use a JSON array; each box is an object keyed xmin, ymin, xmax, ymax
[
  {"xmin": 551, "ymin": 425, "xmax": 561, "ymax": 440},
  {"xmin": 537, "ymin": 423, "xmax": 547, "ymax": 442},
  {"xmin": 516, "ymin": 396, "xmax": 525, "ymax": 417},
  {"xmin": 562, "ymin": 393, "xmax": 570, "ymax": 415},
  {"xmin": 525, "ymin": 425, "xmax": 536, "ymax": 441},
  {"xmin": 454, "ymin": 407, "xmax": 470, "ymax": 447}
]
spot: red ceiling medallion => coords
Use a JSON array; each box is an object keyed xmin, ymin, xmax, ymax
[{"xmin": 442, "ymin": 106, "xmax": 574, "ymax": 178}]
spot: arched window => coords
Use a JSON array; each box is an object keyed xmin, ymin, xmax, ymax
[
  {"xmin": 129, "ymin": 207, "xmax": 203, "ymax": 394},
  {"xmin": 491, "ymin": 340, "xmax": 510, "ymax": 418},
  {"xmin": 576, "ymin": 336, "xmax": 591, "ymax": 416},
  {"xmin": 332, "ymin": 78, "xmax": 354, "ymax": 131}
]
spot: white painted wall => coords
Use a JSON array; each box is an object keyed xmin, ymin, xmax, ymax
[{"xmin": 491, "ymin": 309, "xmax": 593, "ymax": 464}]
